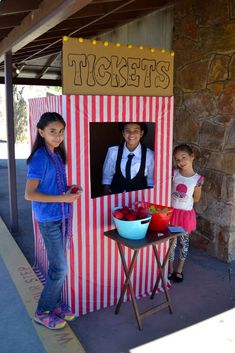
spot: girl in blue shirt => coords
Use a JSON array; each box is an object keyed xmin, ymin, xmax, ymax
[{"xmin": 25, "ymin": 112, "xmax": 82, "ymax": 330}]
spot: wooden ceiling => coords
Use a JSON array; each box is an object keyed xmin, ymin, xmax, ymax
[{"xmin": 0, "ymin": 0, "xmax": 174, "ymax": 86}]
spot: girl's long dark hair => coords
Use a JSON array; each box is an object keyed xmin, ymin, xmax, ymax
[{"xmin": 27, "ymin": 112, "xmax": 67, "ymax": 164}]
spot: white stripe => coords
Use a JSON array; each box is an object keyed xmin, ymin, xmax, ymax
[
  {"xmin": 103, "ymin": 95, "xmax": 108, "ymax": 122},
  {"xmin": 86, "ymin": 97, "xmax": 94, "ymax": 312},
  {"xmin": 168, "ymin": 97, "xmax": 174, "ymax": 205},
  {"xmin": 162, "ymin": 97, "xmax": 167, "ymax": 205},
  {"xmin": 96, "ymin": 198, "xmax": 101, "ymax": 310},
  {"xmin": 73, "ymin": 200, "xmax": 79, "ymax": 315},
  {"xmin": 118, "ymin": 96, "xmax": 123, "ymax": 121},
  {"xmin": 89, "ymin": 200, "xmax": 94, "ymax": 312},
  {"xmin": 78, "ymin": 95, "xmax": 87, "ymax": 314},
  {"xmin": 147, "ymin": 246, "xmax": 153, "ymax": 293},
  {"xmin": 141, "ymin": 247, "xmax": 147, "ymax": 295},
  {"xmin": 146, "ymin": 96, "xmax": 150, "ymax": 121},
  {"xmin": 156, "ymin": 97, "xmax": 162, "ymax": 204},
  {"xmin": 139, "ymin": 96, "xmax": 144, "ymax": 120},
  {"xmin": 116, "ymin": 194, "xmax": 123, "ymax": 299},
  {"xmin": 103, "ymin": 196, "xmax": 108, "ymax": 307},
  {"xmin": 135, "ymin": 248, "xmax": 140, "ymax": 297},
  {"xmin": 125, "ymin": 96, "xmax": 130, "ymax": 120},
  {"xmin": 110, "ymin": 195, "xmax": 116, "ymax": 304},
  {"xmin": 95, "ymin": 95, "xmax": 100, "ymax": 122},
  {"xmin": 110, "ymin": 96, "xmax": 115, "ymax": 122},
  {"xmin": 132, "ymin": 96, "xmax": 136, "ymax": 121}
]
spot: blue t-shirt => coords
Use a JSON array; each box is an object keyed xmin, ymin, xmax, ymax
[{"xmin": 27, "ymin": 147, "xmax": 69, "ymax": 222}]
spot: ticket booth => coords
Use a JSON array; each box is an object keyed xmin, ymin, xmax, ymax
[{"xmin": 29, "ymin": 38, "xmax": 174, "ymax": 316}]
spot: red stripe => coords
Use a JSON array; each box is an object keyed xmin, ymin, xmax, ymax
[
  {"xmin": 93, "ymin": 198, "xmax": 98, "ymax": 311},
  {"xmin": 114, "ymin": 96, "xmax": 119, "ymax": 122},
  {"xmin": 91, "ymin": 96, "xmax": 98, "ymax": 311},
  {"xmin": 129, "ymin": 96, "xmax": 133, "ymax": 121},
  {"xmin": 165, "ymin": 98, "xmax": 171, "ymax": 206},
  {"xmin": 107, "ymin": 237, "xmax": 112, "ymax": 307},
  {"xmin": 108, "ymin": 95, "xmax": 112, "ymax": 122},
  {"xmin": 83, "ymin": 95, "xmax": 90, "ymax": 313},
  {"xmin": 113, "ymin": 193, "xmax": 119, "ymax": 302},
  {"xmin": 160, "ymin": 97, "xmax": 166, "ymax": 205},
  {"xmin": 122, "ymin": 95, "xmax": 126, "ymax": 121},
  {"xmin": 70, "ymin": 239, "xmax": 76, "ymax": 311},
  {"xmin": 139, "ymin": 247, "xmax": 144, "ymax": 296},
  {"xmin": 73, "ymin": 95, "xmax": 83, "ymax": 315},
  {"xmin": 144, "ymin": 245, "xmax": 150, "ymax": 294},
  {"xmin": 64, "ymin": 96, "xmax": 75, "ymax": 309},
  {"xmin": 100, "ymin": 196, "xmax": 105, "ymax": 308},
  {"xmin": 66, "ymin": 96, "xmax": 72, "ymax": 184}
]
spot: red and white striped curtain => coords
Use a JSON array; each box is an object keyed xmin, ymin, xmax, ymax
[{"xmin": 29, "ymin": 95, "xmax": 174, "ymax": 316}]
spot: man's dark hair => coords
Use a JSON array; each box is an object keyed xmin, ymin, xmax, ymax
[{"xmin": 118, "ymin": 122, "xmax": 148, "ymax": 136}]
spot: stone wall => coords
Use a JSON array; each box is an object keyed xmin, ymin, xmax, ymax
[{"xmin": 173, "ymin": 0, "xmax": 235, "ymax": 262}]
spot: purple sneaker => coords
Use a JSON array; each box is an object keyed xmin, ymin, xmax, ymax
[
  {"xmin": 53, "ymin": 304, "xmax": 75, "ymax": 321},
  {"xmin": 34, "ymin": 311, "xmax": 66, "ymax": 330}
]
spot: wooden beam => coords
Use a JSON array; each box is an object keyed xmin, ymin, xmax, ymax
[
  {"xmin": 0, "ymin": 14, "xmax": 24, "ymax": 29},
  {"xmin": 36, "ymin": 53, "xmax": 58, "ymax": 79},
  {"xmin": 0, "ymin": 0, "xmax": 93, "ymax": 63},
  {"xmin": 0, "ymin": 76, "xmax": 61, "ymax": 86},
  {"xmin": 0, "ymin": 0, "xmax": 41, "ymax": 15}
]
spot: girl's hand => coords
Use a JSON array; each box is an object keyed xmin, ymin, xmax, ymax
[
  {"xmin": 63, "ymin": 186, "xmax": 83, "ymax": 202},
  {"xmin": 25, "ymin": 179, "xmax": 83, "ymax": 203}
]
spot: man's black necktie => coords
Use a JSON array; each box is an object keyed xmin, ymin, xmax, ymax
[{"xmin": 125, "ymin": 153, "xmax": 134, "ymax": 180}]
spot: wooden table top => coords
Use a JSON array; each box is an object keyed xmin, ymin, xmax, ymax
[{"xmin": 104, "ymin": 228, "xmax": 183, "ymax": 250}]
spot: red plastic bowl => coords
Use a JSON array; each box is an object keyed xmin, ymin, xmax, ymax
[{"xmin": 145, "ymin": 203, "xmax": 174, "ymax": 231}]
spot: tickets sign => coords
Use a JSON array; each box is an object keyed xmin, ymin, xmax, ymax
[{"xmin": 62, "ymin": 37, "xmax": 174, "ymax": 96}]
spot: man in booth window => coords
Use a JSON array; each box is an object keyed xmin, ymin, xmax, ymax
[{"xmin": 102, "ymin": 122, "xmax": 154, "ymax": 195}]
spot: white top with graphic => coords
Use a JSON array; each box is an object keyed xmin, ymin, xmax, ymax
[{"xmin": 171, "ymin": 169, "xmax": 204, "ymax": 211}]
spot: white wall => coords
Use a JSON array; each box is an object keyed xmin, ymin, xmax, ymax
[{"xmin": 97, "ymin": 7, "xmax": 173, "ymax": 50}]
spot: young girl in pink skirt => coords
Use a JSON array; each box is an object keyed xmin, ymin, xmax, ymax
[{"xmin": 168, "ymin": 144, "xmax": 205, "ymax": 282}]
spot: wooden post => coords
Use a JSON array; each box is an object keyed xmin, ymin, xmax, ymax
[{"xmin": 4, "ymin": 50, "xmax": 18, "ymax": 233}]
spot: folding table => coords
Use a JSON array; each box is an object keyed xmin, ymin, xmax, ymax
[{"xmin": 104, "ymin": 228, "xmax": 182, "ymax": 330}]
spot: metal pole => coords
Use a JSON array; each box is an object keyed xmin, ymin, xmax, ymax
[{"xmin": 4, "ymin": 50, "xmax": 19, "ymax": 233}]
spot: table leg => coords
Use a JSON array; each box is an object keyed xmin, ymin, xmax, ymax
[
  {"xmin": 150, "ymin": 241, "xmax": 174, "ymax": 313},
  {"xmin": 115, "ymin": 243, "xmax": 143, "ymax": 330}
]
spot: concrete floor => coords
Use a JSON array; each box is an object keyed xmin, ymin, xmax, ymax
[{"xmin": 0, "ymin": 150, "xmax": 235, "ymax": 353}]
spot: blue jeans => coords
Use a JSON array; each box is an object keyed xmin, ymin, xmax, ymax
[{"xmin": 37, "ymin": 220, "xmax": 67, "ymax": 312}]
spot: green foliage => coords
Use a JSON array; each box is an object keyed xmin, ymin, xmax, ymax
[
  {"xmin": 46, "ymin": 86, "xmax": 62, "ymax": 94},
  {"xmin": 13, "ymin": 85, "xmax": 28, "ymax": 143}
]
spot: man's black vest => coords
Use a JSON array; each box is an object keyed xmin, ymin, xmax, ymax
[{"xmin": 110, "ymin": 143, "xmax": 148, "ymax": 194}]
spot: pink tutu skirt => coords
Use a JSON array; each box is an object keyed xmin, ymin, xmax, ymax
[{"xmin": 170, "ymin": 208, "xmax": 196, "ymax": 233}]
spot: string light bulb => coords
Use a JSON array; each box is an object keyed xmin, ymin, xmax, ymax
[
  {"xmin": 104, "ymin": 41, "xmax": 109, "ymax": 47},
  {"xmin": 78, "ymin": 37, "xmax": 84, "ymax": 43},
  {"xmin": 15, "ymin": 63, "xmax": 24, "ymax": 75}
]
